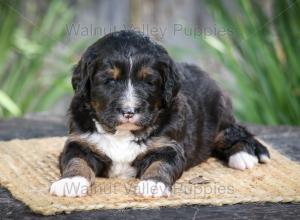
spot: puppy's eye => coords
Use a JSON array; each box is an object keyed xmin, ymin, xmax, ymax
[
  {"xmin": 145, "ymin": 79, "xmax": 156, "ymax": 87},
  {"xmin": 104, "ymin": 78, "xmax": 116, "ymax": 85},
  {"xmin": 147, "ymin": 81, "xmax": 155, "ymax": 86}
]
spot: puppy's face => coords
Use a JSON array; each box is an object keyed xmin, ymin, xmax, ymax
[
  {"xmin": 90, "ymin": 56, "xmax": 164, "ymax": 131},
  {"xmin": 72, "ymin": 31, "xmax": 179, "ymax": 133}
]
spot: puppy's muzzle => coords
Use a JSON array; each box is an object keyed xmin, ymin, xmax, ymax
[{"xmin": 119, "ymin": 107, "xmax": 140, "ymax": 119}]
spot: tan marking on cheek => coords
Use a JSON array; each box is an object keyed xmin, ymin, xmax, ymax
[
  {"xmin": 108, "ymin": 66, "xmax": 120, "ymax": 80},
  {"xmin": 138, "ymin": 67, "xmax": 152, "ymax": 79},
  {"xmin": 155, "ymin": 99, "xmax": 162, "ymax": 108},
  {"xmin": 91, "ymin": 101, "xmax": 101, "ymax": 112}
]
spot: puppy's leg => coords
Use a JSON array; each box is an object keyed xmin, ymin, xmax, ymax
[
  {"xmin": 133, "ymin": 138, "xmax": 185, "ymax": 197},
  {"xmin": 214, "ymin": 124, "xmax": 270, "ymax": 170},
  {"xmin": 50, "ymin": 157, "xmax": 93, "ymax": 197},
  {"xmin": 50, "ymin": 138, "xmax": 111, "ymax": 197}
]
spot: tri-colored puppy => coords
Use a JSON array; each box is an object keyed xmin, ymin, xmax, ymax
[{"xmin": 50, "ymin": 30, "xmax": 270, "ymax": 197}]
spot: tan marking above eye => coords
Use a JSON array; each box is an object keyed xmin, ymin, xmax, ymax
[
  {"xmin": 108, "ymin": 66, "xmax": 120, "ymax": 80},
  {"xmin": 90, "ymin": 101, "xmax": 101, "ymax": 111},
  {"xmin": 138, "ymin": 67, "xmax": 152, "ymax": 79}
]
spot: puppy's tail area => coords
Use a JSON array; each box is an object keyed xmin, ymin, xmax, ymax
[{"xmin": 213, "ymin": 124, "xmax": 270, "ymax": 170}]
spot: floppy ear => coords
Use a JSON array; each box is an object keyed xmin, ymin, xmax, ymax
[
  {"xmin": 71, "ymin": 55, "xmax": 96, "ymax": 98},
  {"xmin": 71, "ymin": 59, "xmax": 85, "ymax": 92},
  {"xmin": 157, "ymin": 56, "xmax": 180, "ymax": 108}
]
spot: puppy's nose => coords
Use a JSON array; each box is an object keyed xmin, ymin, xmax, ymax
[{"xmin": 121, "ymin": 108, "xmax": 136, "ymax": 119}]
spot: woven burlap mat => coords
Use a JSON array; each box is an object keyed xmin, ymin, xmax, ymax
[{"xmin": 0, "ymin": 137, "xmax": 299, "ymax": 215}]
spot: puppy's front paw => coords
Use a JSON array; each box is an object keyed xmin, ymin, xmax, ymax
[
  {"xmin": 228, "ymin": 150, "xmax": 271, "ymax": 170},
  {"xmin": 136, "ymin": 180, "xmax": 171, "ymax": 197},
  {"xmin": 50, "ymin": 176, "xmax": 90, "ymax": 197}
]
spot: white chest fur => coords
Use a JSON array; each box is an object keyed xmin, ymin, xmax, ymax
[{"xmin": 80, "ymin": 126, "xmax": 146, "ymax": 178}]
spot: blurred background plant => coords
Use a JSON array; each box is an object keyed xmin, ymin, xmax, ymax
[
  {"xmin": 0, "ymin": 0, "xmax": 299, "ymax": 126},
  {"xmin": 0, "ymin": 0, "xmax": 89, "ymax": 118},
  {"xmin": 199, "ymin": 0, "xmax": 300, "ymax": 125}
]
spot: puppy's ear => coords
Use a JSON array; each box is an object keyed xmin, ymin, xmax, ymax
[
  {"xmin": 157, "ymin": 56, "xmax": 180, "ymax": 108},
  {"xmin": 71, "ymin": 59, "xmax": 85, "ymax": 92},
  {"xmin": 71, "ymin": 55, "xmax": 96, "ymax": 98}
]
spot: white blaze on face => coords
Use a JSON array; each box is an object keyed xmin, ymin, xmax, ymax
[{"xmin": 122, "ymin": 56, "xmax": 137, "ymax": 109}]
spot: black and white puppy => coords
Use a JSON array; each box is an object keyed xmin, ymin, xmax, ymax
[{"xmin": 50, "ymin": 30, "xmax": 270, "ymax": 197}]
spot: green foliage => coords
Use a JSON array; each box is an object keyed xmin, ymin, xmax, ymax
[
  {"xmin": 0, "ymin": 0, "xmax": 88, "ymax": 118},
  {"xmin": 199, "ymin": 0, "xmax": 300, "ymax": 125}
]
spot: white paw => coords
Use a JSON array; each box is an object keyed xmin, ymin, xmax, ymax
[
  {"xmin": 229, "ymin": 152, "xmax": 259, "ymax": 170},
  {"xmin": 50, "ymin": 176, "xmax": 90, "ymax": 197},
  {"xmin": 136, "ymin": 180, "xmax": 171, "ymax": 197},
  {"xmin": 259, "ymin": 154, "xmax": 271, "ymax": 163}
]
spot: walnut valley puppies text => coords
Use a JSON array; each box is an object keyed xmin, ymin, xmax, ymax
[{"xmin": 65, "ymin": 23, "xmax": 233, "ymax": 40}]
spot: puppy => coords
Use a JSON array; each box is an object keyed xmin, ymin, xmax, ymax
[{"xmin": 50, "ymin": 30, "xmax": 270, "ymax": 197}]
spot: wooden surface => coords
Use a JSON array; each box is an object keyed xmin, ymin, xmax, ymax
[{"xmin": 0, "ymin": 117, "xmax": 299, "ymax": 219}]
